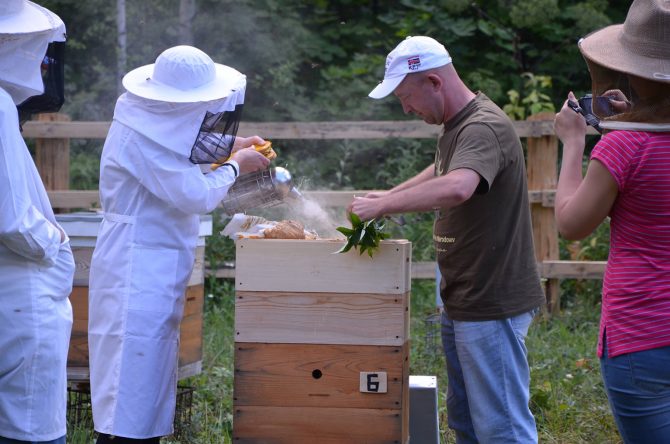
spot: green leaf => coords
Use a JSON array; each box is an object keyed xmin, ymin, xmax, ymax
[
  {"xmin": 333, "ymin": 239, "xmax": 355, "ymax": 254},
  {"xmin": 334, "ymin": 214, "xmax": 390, "ymax": 258},
  {"xmin": 356, "ymin": 227, "xmax": 367, "ymax": 244},
  {"xmin": 336, "ymin": 226, "xmax": 355, "ymax": 236}
]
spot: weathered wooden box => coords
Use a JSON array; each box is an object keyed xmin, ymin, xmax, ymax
[
  {"xmin": 233, "ymin": 238, "xmax": 411, "ymax": 444},
  {"xmin": 57, "ymin": 212, "xmax": 211, "ymax": 381}
]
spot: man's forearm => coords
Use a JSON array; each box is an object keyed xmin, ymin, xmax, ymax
[
  {"xmin": 381, "ymin": 169, "xmax": 479, "ymax": 214},
  {"xmin": 388, "ymin": 165, "xmax": 434, "ymax": 193}
]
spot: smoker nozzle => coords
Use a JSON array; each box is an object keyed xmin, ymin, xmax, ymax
[{"xmin": 287, "ymin": 187, "xmax": 304, "ymax": 201}]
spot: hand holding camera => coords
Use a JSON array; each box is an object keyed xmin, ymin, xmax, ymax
[
  {"xmin": 566, "ymin": 90, "xmax": 632, "ymax": 134},
  {"xmin": 554, "ymin": 91, "xmax": 589, "ymax": 149},
  {"xmin": 567, "ymin": 94, "xmax": 605, "ymax": 133}
]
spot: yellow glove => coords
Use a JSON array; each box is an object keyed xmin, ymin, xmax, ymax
[
  {"xmin": 251, "ymin": 141, "xmax": 277, "ymax": 161},
  {"xmin": 211, "ymin": 141, "xmax": 277, "ymax": 170}
]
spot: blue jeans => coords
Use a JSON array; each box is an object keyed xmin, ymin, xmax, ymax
[
  {"xmin": 0, "ymin": 436, "xmax": 65, "ymax": 444},
  {"xmin": 600, "ymin": 338, "xmax": 670, "ymax": 444},
  {"xmin": 441, "ymin": 308, "xmax": 538, "ymax": 443}
]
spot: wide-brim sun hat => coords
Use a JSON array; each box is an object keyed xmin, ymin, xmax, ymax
[
  {"xmin": 122, "ymin": 45, "xmax": 246, "ymax": 103},
  {"xmin": 0, "ymin": 0, "xmax": 65, "ymax": 40},
  {"xmin": 578, "ymin": 0, "xmax": 670, "ymax": 83}
]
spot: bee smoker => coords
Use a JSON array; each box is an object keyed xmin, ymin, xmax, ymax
[{"xmin": 220, "ymin": 166, "xmax": 303, "ymax": 215}]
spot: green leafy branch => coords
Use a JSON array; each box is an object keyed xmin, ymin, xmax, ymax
[
  {"xmin": 503, "ymin": 72, "xmax": 555, "ymax": 120},
  {"xmin": 335, "ymin": 213, "xmax": 390, "ymax": 258}
]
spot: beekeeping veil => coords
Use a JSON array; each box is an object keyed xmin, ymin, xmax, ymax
[
  {"xmin": 0, "ymin": 0, "xmax": 66, "ymax": 121},
  {"xmin": 116, "ymin": 45, "xmax": 245, "ymax": 163},
  {"xmin": 578, "ymin": 0, "xmax": 670, "ymax": 130}
]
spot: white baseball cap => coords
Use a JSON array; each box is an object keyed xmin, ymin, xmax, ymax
[{"xmin": 369, "ymin": 36, "xmax": 452, "ymax": 99}]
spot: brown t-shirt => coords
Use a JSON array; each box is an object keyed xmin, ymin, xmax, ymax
[{"xmin": 434, "ymin": 93, "xmax": 544, "ymax": 320}]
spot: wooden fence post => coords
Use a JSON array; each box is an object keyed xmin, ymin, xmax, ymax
[
  {"xmin": 526, "ymin": 113, "xmax": 560, "ymax": 314},
  {"xmin": 35, "ymin": 113, "xmax": 70, "ymax": 192}
]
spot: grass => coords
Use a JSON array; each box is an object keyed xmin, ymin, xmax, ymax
[{"xmin": 68, "ymin": 278, "xmax": 622, "ymax": 443}]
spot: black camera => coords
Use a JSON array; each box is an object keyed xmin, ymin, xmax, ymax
[{"xmin": 567, "ymin": 94, "xmax": 616, "ymax": 134}]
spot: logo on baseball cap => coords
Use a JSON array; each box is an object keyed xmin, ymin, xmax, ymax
[{"xmin": 369, "ymin": 36, "xmax": 452, "ymax": 99}]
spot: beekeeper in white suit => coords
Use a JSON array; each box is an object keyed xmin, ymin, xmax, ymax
[
  {"xmin": 0, "ymin": 1, "xmax": 73, "ymax": 444},
  {"xmin": 88, "ymin": 45, "xmax": 269, "ymax": 443}
]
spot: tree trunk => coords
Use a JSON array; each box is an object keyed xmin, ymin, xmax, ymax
[
  {"xmin": 179, "ymin": 0, "xmax": 196, "ymax": 45},
  {"xmin": 116, "ymin": 0, "xmax": 127, "ymax": 97}
]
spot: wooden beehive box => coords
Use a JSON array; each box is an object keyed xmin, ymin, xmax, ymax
[
  {"xmin": 233, "ymin": 238, "xmax": 411, "ymax": 444},
  {"xmin": 57, "ymin": 212, "xmax": 211, "ymax": 381}
]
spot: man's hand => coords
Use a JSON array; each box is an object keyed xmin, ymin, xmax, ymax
[
  {"xmin": 230, "ymin": 148, "xmax": 270, "ymax": 174},
  {"xmin": 348, "ymin": 195, "xmax": 386, "ymax": 221}
]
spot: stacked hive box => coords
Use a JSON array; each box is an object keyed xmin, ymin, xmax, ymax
[
  {"xmin": 57, "ymin": 212, "xmax": 211, "ymax": 381},
  {"xmin": 233, "ymin": 238, "xmax": 411, "ymax": 443}
]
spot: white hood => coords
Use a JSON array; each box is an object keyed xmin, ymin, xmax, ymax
[
  {"xmin": 0, "ymin": 0, "xmax": 66, "ymax": 105},
  {"xmin": 112, "ymin": 89, "xmax": 245, "ymax": 157}
]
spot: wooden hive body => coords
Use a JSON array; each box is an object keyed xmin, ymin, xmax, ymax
[
  {"xmin": 59, "ymin": 213, "xmax": 210, "ymax": 381},
  {"xmin": 233, "ymin": 238, "xmax": 411, "ymax": 444}
]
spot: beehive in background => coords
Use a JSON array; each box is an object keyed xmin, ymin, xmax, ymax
[
  {"xmin": 233, "ymin": 238, "xmax": 411, "ymax": 444},
  {"xmin": 58, "ymin": 212, "xmax": 211, "ymax": 381}
]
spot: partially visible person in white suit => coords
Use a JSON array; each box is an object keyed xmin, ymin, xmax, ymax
[
  {"xmin": 88, "ymin": 45, "xmax": 269, "ymax": 444},
  {"xmin": 0, "ymin": 1, "xmax": 74, "ymax": 444}
]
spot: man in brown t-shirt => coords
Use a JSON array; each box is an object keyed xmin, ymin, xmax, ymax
[{"xmin": 350, "ymin": 36, "xmax": 544, "ymax": 443}]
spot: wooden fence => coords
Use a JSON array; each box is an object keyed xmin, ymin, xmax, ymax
[{"xmin": 23, "ymin": 116, "xmax": 607, "ymax": 313}]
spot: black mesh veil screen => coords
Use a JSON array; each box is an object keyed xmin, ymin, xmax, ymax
[
  {"xmin": 17, "ymin": 41, "xmax": 66, "ymax": 122},
  {"xmin": 189, "ymin": 104, "xmax": 243, "ymax": 164}
]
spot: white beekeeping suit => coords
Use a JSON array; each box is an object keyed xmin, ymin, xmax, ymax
[
  {"xmin": 0, "ymin": 1, "xmax": 74, "ymax": 442},
  {"xmin": 88, "ymin": 45, "xmax": 261, "ymax": 441}
]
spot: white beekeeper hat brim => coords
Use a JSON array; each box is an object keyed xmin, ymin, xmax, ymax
[
  {"xmin": 0, "ymin": 0, "xmax": 65, "ymax": 40},
  {"xmin": 123, "ymin": 62, "xmax": 246, "ymax": 103}
]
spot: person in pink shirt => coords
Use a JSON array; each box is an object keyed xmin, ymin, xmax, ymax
[{"xmin": 553, "ymin": 1, "xmax": 670, "ymax": 442}]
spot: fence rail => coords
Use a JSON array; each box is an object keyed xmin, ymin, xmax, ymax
[
  {"xmin": 29, "ymin": 116, "xmax": 605, "ymax": 313},
  {"xmin": 46, "ymin": 189, "xmax": 558, "ymax": 210},
  {"xmin": 22, "ymin": 119, "xmax": 567, "ymax": 140}
]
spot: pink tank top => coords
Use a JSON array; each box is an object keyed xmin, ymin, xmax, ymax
[{"xmin": 591, "ymin": 130, "xmax": 670, "ymax": 357}]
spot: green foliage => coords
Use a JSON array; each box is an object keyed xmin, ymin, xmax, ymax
[
  {"xmin": 203, "ymin": 211, "xmax": 237, "ymax": 303},
  {"xmin": 39, "ymin": 0, "xmax": 632, "ymax": 125},
  {"xmin": 464, "ymin": 70, "xmax": 504, "ymax": 104},
  {"xmin": 385, "ymin": 212, "xmax": 436, "ymax": 261},
  {"xmin": 40, "ymin": 0, "xmax": 118, "ymax": 120},
  {"xmin": 69, "ymin": 141, "xmax": 102, "ymax": 190},
  {"xmin": 503, "ymin": 72, "xmax": 555, "ymax": 120},
  {"xmin": 182, "ymin": 293, "xmax": 237, "ymax": 442},
  {"xmin": 559, "ymin": 220, "xmax": 610, "ymax": 308},
  {"xmin": 527, "ymin": 299, "xmax": 620, "ymax": 443},
  {"xmin": 335, "ymin": 212, "xmax": 390, "ymax": 257},
  {"xmin": 510, "ymin": 0, "xmax": 560, "ymax": 28}
]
